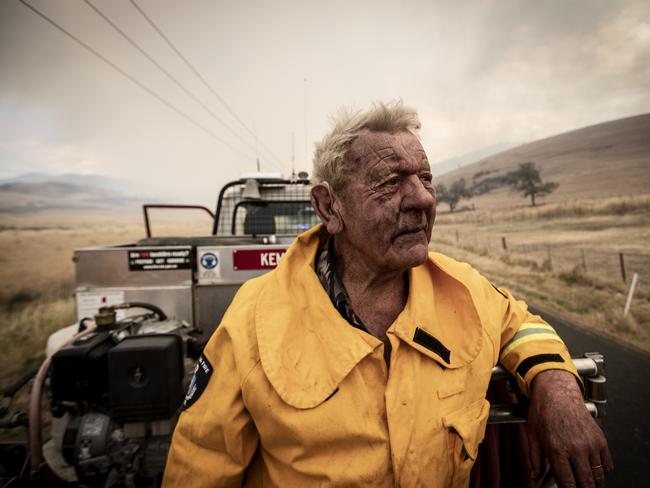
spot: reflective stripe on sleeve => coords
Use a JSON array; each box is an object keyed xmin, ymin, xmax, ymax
[
  {"xmin": 518, "ymin": 323, "xmax": 557, "ymax": 333},
  {"xmin": 499, "ymin": 323, "xmax": 562, "ymax": 361}
]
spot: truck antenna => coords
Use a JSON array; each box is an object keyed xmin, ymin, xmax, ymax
[
  {"xmin": 253, "ymin": 122, "xmax": 261, "ymax": 172},
  {"xmin": 303, "ymin": 78, "xmax": 308, "ymax": 169},
  {"xmin": 291, "ymin": 132, "xmax": 296, "ymax": 179}
]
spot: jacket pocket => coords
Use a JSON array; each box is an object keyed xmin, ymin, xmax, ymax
[{"xmin": 442, "ymin": 398, "xmax": 490, "ymax": 487}]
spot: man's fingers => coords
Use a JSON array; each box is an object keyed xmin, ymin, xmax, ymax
[
  {"xmin": 528, "ymin": 432, "xmax": 544, "ymax": 479},
  {"xmin": 589, "ymin": 452, "xmax": 606, "ymax": 488},
  {"xmin": 549, "ymin": 455, "xmax": 577, "ymax": 488},
  {"xmin": 571, "ymin": 454, "xmax": 596, "ymax": 488},
  {"xmin": 601, "ymin": 446, "xmax": 614, "ymax": 475}
]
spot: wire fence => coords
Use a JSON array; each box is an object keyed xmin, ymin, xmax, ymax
[{"xmin": 431, "ymin": 228, "xmax": 648, "ymax": 290}]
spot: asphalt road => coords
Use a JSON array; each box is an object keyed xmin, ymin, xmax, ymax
[{"xmin": 531, "ymin": 307, "xmax": 650, "ymax": 488}]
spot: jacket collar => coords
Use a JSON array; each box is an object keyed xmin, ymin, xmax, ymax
[
  {"xmin": 391, "ymin": 257, "xmax": 483, "ymax": 369},
  {"xmin": 255, "ymin": 225, "xmax": 483, "ymax": 409}
]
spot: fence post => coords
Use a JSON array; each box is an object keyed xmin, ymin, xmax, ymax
[
  {"xmin": 623, "ymin": 273, "xmax": 639, "ymax": 317},
  {"xmin": 581, "ymin": 249, "xmax": 588, "ymax": 272},
  {"xmin": 547, "ymin": 246, "xmax": 552, "ymax": 270},
  {"xmin": 619, "ymin": 252, "xmax": 627, "ymax": 283},
  {"xmin": 501, "ymin": 237, "xmax": 508, "ymax": 251},
  {"xmin": 455, "ymin": 230, "xmax": 459, "ymax": 244}
]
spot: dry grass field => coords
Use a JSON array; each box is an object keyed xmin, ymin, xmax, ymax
[{"xmin": 431, "ymin": 195, "xmax": 650, "ymax": 352}]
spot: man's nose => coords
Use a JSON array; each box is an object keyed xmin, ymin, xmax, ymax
[{"xmin": 401, "ymin": 175, "xmax": 435, "ymax": 211}]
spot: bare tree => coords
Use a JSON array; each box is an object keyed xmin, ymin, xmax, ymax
[
  {"xmin": 506, "ymin": 162, "xmax": 558, "ymax": 206},
  {"xmin": 436, "ymin": 178, "xmax": 472, "ymax": 212}
]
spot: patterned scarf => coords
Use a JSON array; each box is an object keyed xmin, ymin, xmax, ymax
[{"xmin": 315, "ymin": 237, "xmax": 369, "ymax": 333}]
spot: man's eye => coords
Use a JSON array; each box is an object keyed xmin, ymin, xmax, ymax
[
  {"xmin": 420, "ymin": 174, "xmax": 433, "ymax": 184},
  {"xmin": 383, "ymin": 177, "xmax": 400, "ymax": 187}
]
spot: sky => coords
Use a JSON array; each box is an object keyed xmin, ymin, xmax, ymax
[{"xmin": 1, "ymin": 0, "xmax": 649, "ymax": 205}]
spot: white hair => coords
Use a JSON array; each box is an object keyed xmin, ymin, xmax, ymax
[{"xmin": 312, "ymin": 100, "xmax": 421, "ymax": 190}]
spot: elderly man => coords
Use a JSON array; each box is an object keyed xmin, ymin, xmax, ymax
[{"xmin": 163, "ymin": 101, "xmax": 611, "ymax": 487}]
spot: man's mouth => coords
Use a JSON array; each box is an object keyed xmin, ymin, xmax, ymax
[{"xmin": 394, "ymin": 227, "xmax": 426, "ymax": 240}]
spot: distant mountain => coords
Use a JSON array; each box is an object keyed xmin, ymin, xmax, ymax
[
  {"xmin": 431, "ymin": 143, "xmax": 517, "ymax": 176},
  {"xmin": 435, "ymin": 113, "xmax": 650, "ymax": 209},
  {"xmin": 0, "ymin": 176, "xmax": 146, "ymax": 213},
  {"xmin": 1, "ymin": 181, "xmax": 90, "ymax": 195},
  {"xmin": 0, "ymin": 172, "xmax": 136, "ymax": 194}
]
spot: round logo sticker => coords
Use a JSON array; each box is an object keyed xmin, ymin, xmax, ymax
[{"xmin": 200, "ymin": 252, "xmax": 218, "ymax": 270}]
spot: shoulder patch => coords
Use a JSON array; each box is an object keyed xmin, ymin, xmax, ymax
[{"xmin": 182, "ymin": 353, "xmax": 213, "ymax": 411}]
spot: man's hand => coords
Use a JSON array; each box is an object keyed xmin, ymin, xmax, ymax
[{"xmin": 527, "ymin": 370, "xmax": 613, "ymax": 487}]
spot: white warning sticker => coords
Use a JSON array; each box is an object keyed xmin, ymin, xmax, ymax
[{"xmin": 76, "ymin": 291, "xmax": 126, "ymax": 321}]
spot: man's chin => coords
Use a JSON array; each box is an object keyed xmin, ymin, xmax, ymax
[{"xmin": 391, "ymin": 242, "xmax": 429, "ymax": 269}]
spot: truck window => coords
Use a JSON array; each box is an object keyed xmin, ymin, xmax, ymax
[{"xmin": 234, "ymin": 201, "xmax": 318, "ymax": 235}]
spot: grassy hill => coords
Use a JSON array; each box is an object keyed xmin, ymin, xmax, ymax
[{"xmin": 435, "ymin": 113, "xmax": 650, "ymax": 209}]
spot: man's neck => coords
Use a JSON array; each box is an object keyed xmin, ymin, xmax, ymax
[{"xmin": 333, "ymin": 238, "xmax": 409, "ymax": 339}]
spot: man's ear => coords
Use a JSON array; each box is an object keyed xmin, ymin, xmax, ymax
[{"xmin": 311, "ymin": 182, "xmax": 344, "ymax": 235}]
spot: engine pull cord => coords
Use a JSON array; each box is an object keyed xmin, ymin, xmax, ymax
[{"xmin": 28, "ymin": 318, "xmax": 98, "ymax": 477}]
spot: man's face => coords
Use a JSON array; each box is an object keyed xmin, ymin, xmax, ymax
[{"xmin": 335, "ymin": 130, "xmax": 436, "ymax": 273}]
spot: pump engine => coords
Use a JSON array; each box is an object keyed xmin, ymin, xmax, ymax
[{"xmin": 43, "ymin": 304, "xmax": 200, "ymax": 487}]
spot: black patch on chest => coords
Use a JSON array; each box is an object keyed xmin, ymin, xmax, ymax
[
  {"xmin": 181, "ymin": 353, "xmax": 213, "ymax": 411},
  {"xmin": 413, "ymin": 327, "xmax": 451, "ymax": 364}
]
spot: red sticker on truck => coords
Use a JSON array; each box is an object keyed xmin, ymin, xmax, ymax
[{"xmin": 232, "ymin": 249, "xmax": 287, "ymax": 270}]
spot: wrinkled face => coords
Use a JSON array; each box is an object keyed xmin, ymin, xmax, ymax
[{"xmin": 337, "ymin": 130, "xmax": 436, "ymax": 272}]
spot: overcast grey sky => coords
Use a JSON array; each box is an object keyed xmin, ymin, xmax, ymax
[{"xmin": 1, "ymin": 0, "xmax": 649, "ymax": 204}]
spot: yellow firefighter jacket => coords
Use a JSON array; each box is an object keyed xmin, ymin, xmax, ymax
[{"xmin": 163, "ymin": 225, "xmax": 579, "ymax": 487}]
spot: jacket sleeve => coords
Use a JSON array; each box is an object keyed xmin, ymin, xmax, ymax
[
  {"xmin": 490, "ymin": 283, "xmax": 582, "ymax": 396},
  {"xmin": 162, "ymin": 324, "xmax": 259, "ymax": 488}
]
